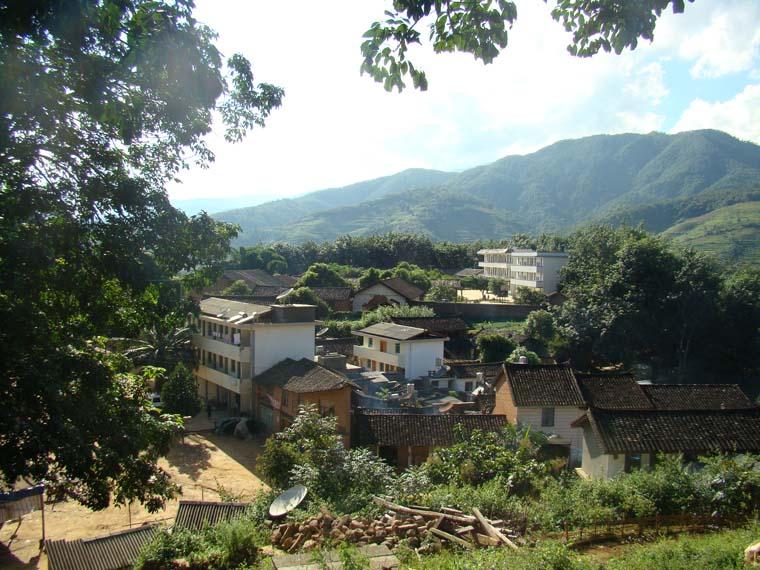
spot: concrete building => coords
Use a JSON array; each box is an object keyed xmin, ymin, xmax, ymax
[
  {"xmin": 476, "ymin": 248, "xmax": 568, "ymax": 295},
  {"xmin": 192, "ymin": 297, "xmax": 316, "ymax": 414},
  {"xmin": 352, "ymin": 322, "xmax": 446, "ymax": 379}
]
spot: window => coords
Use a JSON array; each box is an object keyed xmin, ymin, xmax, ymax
[
  {"xmin": 379, "ymin": 340, "xmax": 387, "ymax": 352},
  {"xmin": 541, "ymin": 407, "xmax": 555, "ymax": 427},
  {"xmin": 368, "ymin": 337, "xmax": 373, "ymax": 348},
  {"xmin": 464, "ymin": 381, "xmax": 474, "ymax": 392},
  {"xmin": 625, "ymin": 454, "xmax": 642, "ymax": 473},
  {"xmin": 395, "ymin": 343, "xmax": 401, "ymax": 354}
]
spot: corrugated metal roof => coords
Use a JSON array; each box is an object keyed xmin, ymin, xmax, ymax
[
  {"xmin": 173, "ymin": 500, "xmax": 250, "ymax": 531},
  {"xmin": 46, "ymin": 525, "xmax": 156, "ymax": 570}
]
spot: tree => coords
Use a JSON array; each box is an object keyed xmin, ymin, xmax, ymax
[
  {"xmin": 295, "ymin": 263, "xmax": 350, "ymax": 288},
  {"xmin": 514, "ymin": 287, "xmax": 548, "ymax": 305},
  {"xmin": 358, "ymin": 267, "xmax": 382, "ymax": 289},
  {"xmin": 222, "ymin": 279, "xmax": 253, "ymax": 296},
  {"xmin": 362, "ymin": 0, "xmax": 693, "ymax": 91},
  {"xmin": 426, "ymin": 284, "xmax": 457, "ymax": 302},
  {"xmin": 161, "ymin": 363, "xmax": 202, "ymax": 417},
  {"xmin": 0, "ymin": 1, "xmax": 282, "ymax": 509},
  {"xmin": 280, "ymin": 287, "xmax": 331, "ymax": 318},
  {"xmin": 266, "ymin": 258, "xmax": 288, "ymax": 275},
  {"xmin": 461, "ymin": 275, "xmax": 490, "ymax": 296},
  {"xmin": 525, "ymin": 310, "xmax": 556, "ymax": 344},
  {"xmin": 476, "ymin": 333, "xmax": 517, "ymax": 362},
  {"xmin": 507, "ymin": 346, "xmax": 541, "ymax": 365}
]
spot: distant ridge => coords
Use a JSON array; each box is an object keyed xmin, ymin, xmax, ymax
[{"xmin": 212, "ymin": 130, "xmax": 760, "ymax": 263}]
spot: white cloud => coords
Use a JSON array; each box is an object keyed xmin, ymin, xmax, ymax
[
  {"xmin": 616, "ymin": 111, "xmax": 666, "ymax": 132},
  {"xmin": 624, "ymin": 62, "xmax": 668, "ymax": 106},
  {"xmin": 671, "ymin": 84, "xmax": 760, "ymax": 143}
]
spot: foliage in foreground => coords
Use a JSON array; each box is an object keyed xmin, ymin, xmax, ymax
[
  {"xmin": 135, "ymin": 515, "xmax": 267, "ymax": 570},
  {"xmin": 161, "ymin": 363, "xmax": 202, "ymax": 417},
  {"xmin": 258, "ymin": 405, "xmax": 395, "ymax": 513}
]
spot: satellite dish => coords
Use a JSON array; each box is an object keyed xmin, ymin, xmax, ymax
[
  {"xmin": 268, "ymin": 484, "xmax": 308, "ymax": 518},
  {"xmin": 316, "ymin": 327, "xmax": 329, "ymax": 337}
]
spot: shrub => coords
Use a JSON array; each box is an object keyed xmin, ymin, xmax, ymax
[
  {"xmin": 359, "ymin": 304, "xmax": 435, "ymax": 328},
  {"xmin": 476, "ymin": 333, "xmax": 516, "ymax": 362},
  {"xmin": 279, "ymin": 287, "xmax": 331, "ymax": 318},
  {"xmin": 221, "ymin": 279, "xmax": 253, "ymax": 296},
  {"xmin": 426, "ymin": 284, "xmax": 458, "ymax": 302},
  {"xmin": 161, "ymin": 363, "xmax": 201, "ymax": 416},
  {"xmin": 507, "ymin": 346, "xmax": 541, "ymax": 364},
  {"xmin": 525, "ymin": 310, "xmax": 556, "ymax": 343},
  {"xmin": 513, "ymin": 286, "xmax": 547, "ymax": 305}
]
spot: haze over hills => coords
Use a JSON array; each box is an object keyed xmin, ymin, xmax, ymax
[{"xmin": 212, "ymin": 130, "xmax": 760, "ymax": 262}]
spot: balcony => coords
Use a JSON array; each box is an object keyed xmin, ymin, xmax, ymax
[
  {"xmin": 193, "ymin": 334, "xmax": 252, "ymax": 361},
  {"xmin": 354, "ymin": 345, "xmax": 405, "ymax": 368},
  {"xmin": 195, "ymin": 364, "xmax": 241, "ymax": 394}
]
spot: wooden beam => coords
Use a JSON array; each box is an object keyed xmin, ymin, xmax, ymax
[
  {"xmin": 430, "ymin": 527, "xmax": 474, "ymax": 549},
  {"xmin": 372, "ymin": 497, "xmax": 476, "ymax": 525},
  {"xmin": 472, "ymin": 507, "xmax": 518, "ymax": 550}
]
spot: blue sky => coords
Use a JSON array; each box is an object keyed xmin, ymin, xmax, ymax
[{"xmin": 169, "ymin": 0, "xmax": 760, "ymax": 208}]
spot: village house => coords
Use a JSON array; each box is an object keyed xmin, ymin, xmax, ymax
[
  {"xmin": 354, "ymin": 411, "xmax": 507, "ymax": 467},
  {"xmin": 352, "ymin": 277, "xmax": 424, "ymax": 312},
  {"xmin": 192, "ymin": 298, "xmax": 316, "ymax": 414},
  {"xmin": 253, "ymin": 356, "xmax": 357, "ymax": 444},
  {"xmin": 353, "ymin": 322, "xmax": 446, "ymax": 379},
  {"xmin": 572, "ymin": 377, "xmax": 760, "ymax": 480},
  {"xmin": 438, "ymin": 361, "xmax": 503, "ymax": 394},
  {"xmin": 311, "ymin": 286, "xmax": 354, "ymax": 312},
  {"xmin": 206, "ymin": 268, "xmax": 294, "ymax": 293},
  {"xmin": 476, "ymin": 248, "xmax": 568, "ymax": 295},
  {"xmin": 390, "ymin": 316, "xmax": 471, "ymax": 359},
  {"xmin": 493, "ymin": 363, "xmax": 587, "ymax": 464}
]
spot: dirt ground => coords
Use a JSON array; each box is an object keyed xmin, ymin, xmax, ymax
[
  {"xmin": 459, "ymin": 289, "xmax": 513, "ymax": 303},
  {"xmin": 0, "ymin": 432, "xmax": 269, "ymax": 569}
]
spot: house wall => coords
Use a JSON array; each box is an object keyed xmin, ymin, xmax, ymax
[
  {"xmin": 516, "ymin": 406, "xmax": 584, "ymax": 465},
  {"xmin": 539, "ymin": 255, "xmax": 568, "ymax": 294},
  {"xmin": 580, "ymin": 426, "xmax": 652, "ymax": 480},
  {"xmin": 353, "ymin": 284, "xmax": 410, "ymax": 312},
  {"xmin": 396, "ymin": 445, "xmax": 432, "ymax": 467},
  {"xmin": 493, "ymin": 375, "xmax": 518, "ymax": 423},
  {"xmin": 405, "ymin": 340, "xmax": 445, "ymax": 379},
  {"xmin": 252, "ymin": 323, "xmax": 315, "ymax": 376}
]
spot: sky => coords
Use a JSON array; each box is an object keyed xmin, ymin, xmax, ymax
[{"xmin": 169, "ymin": 0, "xmax": 760, "ymax": 208}]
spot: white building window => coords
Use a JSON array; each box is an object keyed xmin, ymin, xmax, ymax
[{"xmin": 541, "ymin": 407, "xmax": 555, "ymax": 427}]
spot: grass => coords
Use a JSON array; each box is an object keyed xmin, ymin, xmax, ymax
[
  {"xmin": 466, "ymin": 318, "xmax": 526, "ymax": 337},
  {"xmin": 663, "ymin": 201, "xmax": 760, "ymax": 266}
]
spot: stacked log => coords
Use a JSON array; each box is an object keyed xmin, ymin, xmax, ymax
[{"xmin": 268, "ymin": 499, "xmax": 521, "ymax": 554}]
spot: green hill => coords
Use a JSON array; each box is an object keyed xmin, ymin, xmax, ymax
[
  {"xmin": 662, "ymin": 201, "xmax": 760, "ymax": 265},
  {"xmin": 213, "ymin": 130, "xmax": 760, "ymax": 255}
]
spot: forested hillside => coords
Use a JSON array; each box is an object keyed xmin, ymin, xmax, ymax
[{"xmin": 213, "ymin": 130, "xmax": 760, "ymax": 263}]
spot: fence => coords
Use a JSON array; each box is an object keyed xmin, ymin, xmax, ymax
[{"xmin": 547, "ymin": 513, "xmax": 752, "ymax": 547}]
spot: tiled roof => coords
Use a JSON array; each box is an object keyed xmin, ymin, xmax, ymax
[
  {"xmin": 355, "ymin": 322, "xmax": 444, "ymax": 341},
  {"xmin": 223, "ymin": 269, "xmax": 286, "ymax": 287},
  {"xmin": 574, "ymin": 408, "xmax": 760, "ymax": 455},
  {"xmin": 504, "ymin": 363, "xmax": 585, "ymax": 407},
  {"xmin": 255, "ymin": 358, "xmax": 357, "ymax": 393},
  {"xmin": 455, "ymin": 268, "xmax": 484, "ymax": 277},
  {"xmin": 448, "ymin": 361, "xmax": 503, "ymax": 380},
  {"xmin": 576, "ymin": 373, "xmax": 653, "ymax": 410},
  {"xmin": 174, "ymin": 501, "xmax": 250, "ymax": 531},
  {"xmin": 46, "ymin": 525, "xmax": 156, "ymax": 570},
  {"xmin": 316, "ymin": 337, "xmax": 357, "ymax": 357},
  {"xmin": 391, "ymin": 316, "xmax": 469, "ymax": 333},
  {"xmin": 355, "ymin": 413, "xmax": 507, "ymax": 447},
  {"xmin": 640, "ymin": 384, "xmax": 755, "ymax": 410},
  {"xmin": 311, "ymin": 287, "xmax": 353, "ymax": 301},
  {"xmin": 251, "ymin": 285, "xmax": 290, "ymax": 298},
  {"xmin": 359, "ymin": 278, "xmax": 424, "ymax": 300}
]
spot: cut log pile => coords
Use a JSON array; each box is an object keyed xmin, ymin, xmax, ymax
[{"xmin": 268, "ymin": 497, "xmax": 521, "ymax": 554}]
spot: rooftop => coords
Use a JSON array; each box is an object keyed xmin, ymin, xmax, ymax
[
  {"xmin": 448, "ymin": 361, "xmax": 504, "ymax": 381},
  {"xmin": 46, "ymin": 525, "xmax": 156, "ymax": 570},
  {"xmin": 355, "ymin": 321, "xmax": 445, "ymax": 341},
  {"xmin": 174, "ymin": 500, "xmax": 250, "ymax": 531},
  {"xmin": 222, "ymin": 268, "xmax": 291, "ymax": 287},
  {"xmin": 255, "ymin": 358, "xmax": 357, "ymax": 393},
  {"xmin": 502, "ymin": 363, "xmax": 586, "ymax": 407},
  {"xmin": 576, "ymin": 373, "xmax": 653, "ymax": 410},
  {"xmin": 200, "ymin": 297, "xmax": 272, "ymax": 321},
  {"xmin": 311, "ymin": 286, "xmax": 353, "ymax": 301},
  {"xmin": 357, "ymin": 277, "xmax": 424, "ymax": 300},
  {"xmin": 390, "ymin": 316, "xmax": 469, "ymax": 333},
  {"xmin": 640, "ymin": 384, "xmax": 756, "ymax": 410},
  {"xmin": 355, "ymin": 412, "xmax": 507, "ymax": 447},
  {"xmin": 573, "ymin": 408, "xmax": 760, "ymax": 455}
]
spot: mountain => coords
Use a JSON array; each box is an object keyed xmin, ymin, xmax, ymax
[
  {"xmin": 662, "ymin": 201, "xmax": 760, "ymax": 266},
  {"xmin": 213, "ymin": 130, "xmax": 760, "ymax": 258},
  {"xmin": 172, "ymin": 195, "xmax": 277, "ymax": 216},
  {"xmin": 213, "ymin": 168, "xmax": 454, "ymax": 243}
]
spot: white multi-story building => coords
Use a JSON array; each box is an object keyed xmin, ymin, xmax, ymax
[
  {"xmin": 352, "ymin": 322, "xmax": 446, "ymax": 380},
  {"xmin": 192, "ymin": 297, "xmax": 316, "ymax": 414},
  {"xmin": 477, "ymin": 248, "xmax": 568, "ymax": 295}
]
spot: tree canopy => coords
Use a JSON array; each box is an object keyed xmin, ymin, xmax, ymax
[
  {"xmin": 0, "ymin": 0, "xmax": 281, "ymax": 509},
  {"xmin": 362, "ymin": 0, "xmax": 694, "ymax": 91}
]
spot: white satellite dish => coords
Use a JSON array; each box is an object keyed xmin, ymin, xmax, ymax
[{"xmin": 268, "ymin": 484, "xmax": 308, "ymax": 518}]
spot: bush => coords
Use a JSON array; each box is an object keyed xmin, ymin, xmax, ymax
[
  {"xmin": 525, "ymin": 310, "xmax": 556, "ymax": 343},
  {"xmin": 221, "ymin": 279, "xmax": 253, "ymax": 296},
  {"xmin": 258, "ymin": 405, "xmax": 395, "ymax": 513},
  {"xmin": 513, "ymin": 286, "xmax": 547, "ymax": 305},
  {"xmin": 425, "ymin": 284, "xmax": 457, "ymax": 302},
  {"xmin": 507, "ymin": 346, "xmax": 541, "ymax": 364},
  {"xmin": 279, "ymin": 287, "xmax": 331, "ymax": 318},
  {"xmin": 476, "ymin": 333, "xmax": 516, "ymax": 362},
  {"xmin": 161, "ymin": 363, "xmax": 202, "ymax": 416},
  {"xmin": 359, "ymin": 304, "xmax": 435, "ymax": 328}
]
